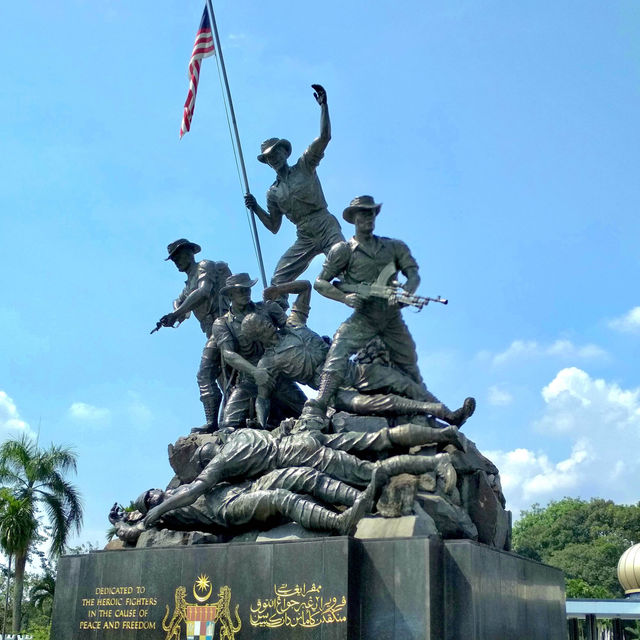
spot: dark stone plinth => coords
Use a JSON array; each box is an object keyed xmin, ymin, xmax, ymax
[
  {"xmin": 443, "ymin": 540, "xmax": 566, "ymax": 640},
  {"xmin": 52, "ymin": 537, "xmax": 565, "ymax": 640}
]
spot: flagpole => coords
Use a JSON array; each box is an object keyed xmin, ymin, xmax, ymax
[{"xmin": 205, "ymin": 0, "xmax": 268, "ymax": 288}]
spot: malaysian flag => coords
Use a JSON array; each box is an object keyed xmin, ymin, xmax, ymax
[{"xmin": 180, "ymin": 6, "xmax": 215, "ymax": 138}]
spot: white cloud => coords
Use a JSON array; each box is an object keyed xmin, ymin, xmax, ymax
[
  {"xmin": 487, "ymin": 385, "xmax": 513, "ymax": 406},
  {"xmin": 0, "ymin": 391, "xmax": 32, "ymax": 439},
  {"xmin": 487, "ymin": 368, "xmax": 640, "ymax": 518},
  {"xmin": 536, "ymin": 367, "xmax": 640, "ymax": 435},
  {"xmin": 68, "ymin": 402, "xmax": 110, "ymax": 424},
  {"xmin": 609, "ymin": 307, "xmax": 640, "ymax": 334},
  {"xmin": 490, "ymin": 339, "xmax": 606, "ymax": 366}
]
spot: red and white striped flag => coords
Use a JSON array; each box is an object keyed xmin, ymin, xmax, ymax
[{"xmin": 180, "ymin": 6, "xmax": 215, "ymax": 138}]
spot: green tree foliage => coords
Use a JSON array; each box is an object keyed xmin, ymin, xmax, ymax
[
  {"xmin": 0, "ymin": 487, "xmax": 38, "ymax": 637},
  {"xmin": 513, "ymin": 498, "xmax": 640, "ymax": 598},
  {"xmin": 0, "ymin": 435, "xmax": 83, "ymax": 633},
  {"xmin": 29, "ymin": 571, "xmax": 56, "ymax": 612}
]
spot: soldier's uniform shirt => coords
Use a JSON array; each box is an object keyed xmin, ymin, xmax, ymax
[
  {"xmin": 258, "ymin": 326, "xmax": 329, "ymax": 389},
  {"xmin": 213, "ymin": 300, "xmax": 287, "ymax": 368},
  {"xmin": 173, "ymin": 259, "xmax": 231, "ymax": 404},
  {"xmin": 266, "ymin": 139, "xmax": 328, "ymax": 226},
  {"xmin": 265, "ymin": 138, "xmax": 344, "ymax": 284},
  {"xmin": 212, "ymin": 301, "xmax": 303, "ymax": 427},
  {"xmin": 174, "ymin": 260, "xmax": 231, "ymax": 337},
  {"xmin": 255, "ymin": 288, "xmax": 328, "ymax": 391},
  {"xmin": 319, "ymin": 235, "xmax": 417, "ymax": 320},
  {"xmin": 199, "ymin": 429, "xmax": 280, "ymax": 484},
  {"xmin": 319, "ymin": 235, "xmax": 423, "ymax": 383},
  {"xmin": 166, "ymin": 466, "xmax": 358, "ymax": 530}
]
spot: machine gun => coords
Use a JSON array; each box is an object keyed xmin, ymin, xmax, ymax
[{"xmin": 334, "ymin": 262, "xmax": 448, "ymax": 311}]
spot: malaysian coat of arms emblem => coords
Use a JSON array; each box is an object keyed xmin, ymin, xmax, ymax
[{"xmin": 163, "ymin": 575, "xmax": 241, "ymax": 640}]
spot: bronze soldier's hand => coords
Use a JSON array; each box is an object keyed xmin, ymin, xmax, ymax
[
  {"xmin": 311, "ymin": 84, "xmax": 327, "ymax": 106},
  {"xmin": 402, "ymin": 283, "xmax": 418, "ymax": 295},
  {"xmin": 344, "ymin": 293, "xmax": 365, "ymax": 311},
  {"xmin": 159, "ymin": 312, "xmax": 179, "ymax": 327},
  {"xmin": 244, "ymin": 193, "xmax": 258, "ymax": 211},
  {"xmin": 108, "ymin": 503, "xmax": 123, "ymax": 524}
]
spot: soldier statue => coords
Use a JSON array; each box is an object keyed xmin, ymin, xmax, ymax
[
  {"xmin": 244, "ymin": 85, "xmax": 345, "ymax": 295},
  {"xmin": 140, "ymin": 424, "xmax": 459, "ymax": 529},
  {"xmin": 211, "ymin": 273, "xmax": 306, "ymax": 429},
  {"xmin": 241, "ymin": 280, "xmax": 475, "ymax": 430},
  {"xmin": 153, "ymin": 239, "xmax": 231, "ymax": 433},
  {"xmin": 309, "ymin": 196, "xmax": 473, "ymax": 417},
  {"xmin": 109, "ymin": 466, "xmax": 378, "ymax": 541}
]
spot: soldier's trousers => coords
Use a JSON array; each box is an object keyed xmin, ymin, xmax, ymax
[
  {"xmin": 274, "ymin": 437, "xmax": 376, "ymax": 487},
  {"xmin": 221, "ymin": 377, "xmax": 306, "ymax": 428},
  {"xmin": 271, "ymin": 213, "xmax": 344, "ymax": 285},
  {"xmin": 323, "ymin": 309, "xmax": 424, "ymax": 385},
  {"xmin": 197, "ymin": 336, "xmax": 223, "ymax": 406}
]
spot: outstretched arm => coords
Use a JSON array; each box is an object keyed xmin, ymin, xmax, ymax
[
  {"xmin": 302, "ymin": 85, "xmax": 331, "ymax": 167},
  {"xmin": 160, "ymin": 278, "xmax": 213, "ymax": 327},
  {"xmin": 312, "ymin": 84, "xmax": 331, "ymax": 149},
  {"xmin": 143, "ymin": 478, "xmax": 212, "ymax": 527},
  {"xmin": 221, "ymin": 345, "xmax": 273, "ymax": 387}
]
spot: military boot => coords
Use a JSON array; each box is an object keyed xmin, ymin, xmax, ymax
[{"xmin": 191, "ymin": 395, "xmax": 221, "ymax": 434}]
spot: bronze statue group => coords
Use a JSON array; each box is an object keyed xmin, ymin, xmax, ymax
[{"xmin": 110, "ymin": 86, "xmax": 482, "ymax": 544}]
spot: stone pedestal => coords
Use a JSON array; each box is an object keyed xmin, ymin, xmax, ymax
[{"xmin": 51, "ymin": 537, "xmax": 565, "ymax": 639}]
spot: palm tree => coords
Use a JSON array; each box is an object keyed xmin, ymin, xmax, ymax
[
  {"xmin": 0, "ymin": 435, "xmax": 83, "ymax": 633},
  {"xmin": 0, "ymin": 488, "xmax": 37, "ymax": 637},
  {"xmin": 29, "ymin": 571, "xmax": 56, "ymax": 612}
]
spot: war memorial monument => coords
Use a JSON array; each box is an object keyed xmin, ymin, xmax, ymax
[{"xmin": 50, "ymin": 10, "xmax": 566, "ymax": 639}]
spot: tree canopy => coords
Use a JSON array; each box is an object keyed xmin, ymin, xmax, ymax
[
  {"xmin": 0, "ymin": 435, "xmax": 83, "ymax": 633},
  {"xmin": 513, "ymin": 497, "xmax": 640, "ymax": 598}
]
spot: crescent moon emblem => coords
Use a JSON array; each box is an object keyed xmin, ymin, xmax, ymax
[{"xmin": 193, "ymin": 582, "xmax": 213, "ymax": 603}]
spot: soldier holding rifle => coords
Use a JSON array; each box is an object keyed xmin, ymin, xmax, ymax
[
  {"xmin": 152, "ymin": 239, "xmax": 231, "ymax": 433},
  {"xmin": 244, "ymin": 281, "xmax": 474, "ymax": 430},
  {"xmin": 309, "ymin": 195, "xmax": 470, "ymax": 417}
]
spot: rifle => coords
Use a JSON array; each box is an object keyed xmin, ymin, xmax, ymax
[{"xmin": 334, "ymin": 262, "xmax": 448, "ymax": 311}]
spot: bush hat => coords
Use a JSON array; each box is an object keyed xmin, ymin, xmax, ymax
[
  {"xmin": 220, "ymin": 272, "xmax": 258, "ymax": 295},
  {"xmin": 165, "ymin": 238, "xmax": 201, "ymax": 261},
  {"xmin": 342, "ymin": 195, "xmax": 383, "ymax": 223},
  {"xmin": 257, "ymin": 137, "xmax": 292, "ymax": 164}
]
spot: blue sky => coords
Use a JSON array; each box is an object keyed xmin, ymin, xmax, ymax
[{"xmin": 1, "ymin": 1, "xmax": 639, "ymax": 546}]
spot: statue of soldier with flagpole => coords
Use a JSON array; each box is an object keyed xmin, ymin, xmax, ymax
[{"xmin": 244, "ymin": 85, "xmax": 345, "ymax": 297}]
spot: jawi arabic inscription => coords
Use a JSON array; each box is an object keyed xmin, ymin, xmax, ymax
[{"xmin": 250, "ymin": 583, "xmax": 347, "ymax": 629}]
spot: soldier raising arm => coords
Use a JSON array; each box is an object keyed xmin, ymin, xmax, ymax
[{"xmin": 244, "ymin": 85, "xmax": 344, "ymax": 292}]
